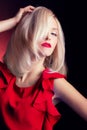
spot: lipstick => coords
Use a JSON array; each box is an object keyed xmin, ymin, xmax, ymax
[{"xmin": 41, "ymin": 42, "xmax": 51, "ymax": 48}]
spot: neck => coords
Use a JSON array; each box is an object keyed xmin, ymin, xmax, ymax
[{"xmin": 16, "ymin": 58, "xmax": 45, "ymax": 87}]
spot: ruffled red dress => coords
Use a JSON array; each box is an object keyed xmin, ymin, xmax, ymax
[{"xmin": 0, "ymin": 62, "xmax": 65, "ymax": 130}]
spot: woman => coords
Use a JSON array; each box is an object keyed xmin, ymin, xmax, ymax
[{"xmin": 0, "ymin": 5, "xmax": 87, "ymax": 130}]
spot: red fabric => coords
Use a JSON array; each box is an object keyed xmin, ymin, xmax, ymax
[{"xmin": 0, "ymin": 62, "xmax": 65, "ymax": 130}]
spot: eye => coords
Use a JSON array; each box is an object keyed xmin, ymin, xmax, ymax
[{"xmin": 51, "ymin": 32, "xmax": 58, "ymax": 37}]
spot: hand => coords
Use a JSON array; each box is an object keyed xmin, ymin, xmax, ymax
[
  {"xmin": 15, "ymin": 5, "xmax": 35, "ymax": 23},
  {"xmin": 0, "ymin": 5, "xmax": 35, "ymax": 33}
]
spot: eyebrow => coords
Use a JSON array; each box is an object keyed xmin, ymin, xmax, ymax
[
  {"xmin": 52, "ymin": 28, "xmax": 58, "ymax": 31},
  {"xmin": 52, "ymin": 28, "xmax": 58, "ymax": 33}
]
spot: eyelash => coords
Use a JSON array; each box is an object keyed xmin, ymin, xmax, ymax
[{"xmin": 51, "ymin": 32, "xmax": 57, "ymax": 36}]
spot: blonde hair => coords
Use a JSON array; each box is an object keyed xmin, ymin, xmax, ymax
[{"xmin": 3, "ymin": 6, "xmax": 67, "ymax": 77}]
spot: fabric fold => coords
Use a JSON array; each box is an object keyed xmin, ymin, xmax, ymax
[{"xmin": 0, "ymin": 62, "xmax": 65, "ymax": 130}]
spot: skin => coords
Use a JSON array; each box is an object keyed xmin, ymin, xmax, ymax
[
  {"xmin": 0, "ymin": 5, "xmax": 35, "ymax": 32},
  {"xmin": 39, "ymin": 17, "xmax": 58, "ymax": 56},
  {"xmin": 54, "ymin": 78, "xmax": 87, "ymax": 120},
  {"xmin": 16, "ymin": 17, "xmax": 59, "ymax": 87},
  {"xmin": 18, "ymin": 16, "xmax": 87, "ymax": 122},
  {"xmin": 0, "ymin": 6, "xmax": 87, "ymax": 122}
]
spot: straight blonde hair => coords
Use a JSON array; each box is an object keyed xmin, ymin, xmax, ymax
[{"xmin": 3, "ymin": 6, "xmax": 67, "ymax": 77}]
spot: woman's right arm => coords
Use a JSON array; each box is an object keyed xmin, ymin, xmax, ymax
[{"xmin": 0, "ymin": 5, "xmax": 35, "ymax": 33}]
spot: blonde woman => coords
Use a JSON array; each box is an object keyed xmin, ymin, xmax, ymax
[{"xmin": 0, "ymin": 6, "xmax": 87, "ymax": 130}]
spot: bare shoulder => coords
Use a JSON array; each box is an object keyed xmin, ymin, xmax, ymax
[
  {"xmin": 54, "ymin": 78, "xmax": 70, "ymax": 91},
  {"xmin": 53, "ymin": 78, "xmax": 70, "ymax": 97}
]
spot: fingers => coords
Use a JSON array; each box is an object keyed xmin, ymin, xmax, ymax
[
  {"xmin": 15, "ymin": 5, "xmax": 35, "ymax": 23},
  {"xmin": 23, "ymin": 5, "xmax": 35, "ymax": 13}
]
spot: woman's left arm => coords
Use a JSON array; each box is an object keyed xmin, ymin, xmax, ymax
[{"xmin": 54, "ymin": 78, "xmax": 87, "ymax": 121}]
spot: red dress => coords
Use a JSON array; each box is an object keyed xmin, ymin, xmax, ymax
[{"xmin": 0, "ymin": 62, "xmax": 65, "ymax": 130}]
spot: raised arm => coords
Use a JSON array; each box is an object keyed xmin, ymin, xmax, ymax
[
  {"xmin": 54, "ymin": 78, "xmax": 87, "ymax": 121},
  {"xmin": 0, "ymin": 5, "xmax": 35, "ymax": 33}
]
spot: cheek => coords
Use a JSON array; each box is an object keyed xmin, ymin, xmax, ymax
[
  {"xmin": 53, "ymin": 37, "xmax": 58, "ymax": 46},
  {"xmin": 52, "ymin": 42, "xmax": 57, "ymax": 50}
]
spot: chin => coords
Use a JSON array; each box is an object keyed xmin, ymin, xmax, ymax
[
  {"xmin": 39, "ymin": 48, "xmax": 53, "ymax": 57},
  {"xmin": 45, "ymin": 51, "xmax": 53, "ymax": 56}
]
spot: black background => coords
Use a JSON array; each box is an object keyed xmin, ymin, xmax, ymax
[{"xmin": 0, "ymin": 0, "xmax": 87, "ymax": 129}]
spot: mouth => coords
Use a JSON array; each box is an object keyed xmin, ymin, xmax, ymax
[{"xmin": 41, "ymin": 42, "xmax": 51, "ymax": 48}]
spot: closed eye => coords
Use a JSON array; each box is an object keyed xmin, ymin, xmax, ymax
[{"xmin": 51, "ymin": 32, "xmax": 58, "ymax": 36}]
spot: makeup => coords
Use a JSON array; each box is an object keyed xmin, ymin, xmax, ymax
[{"xmin": 41, "ymin": 42, "xmax": 51, "ymax": 48}]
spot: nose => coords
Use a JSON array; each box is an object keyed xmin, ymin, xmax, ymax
[{"xmin": 45, "ymin": 33, "xmax": 51, "ymax": 40}]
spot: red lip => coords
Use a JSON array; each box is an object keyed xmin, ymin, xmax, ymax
[{"xmin": 41, "ymin": 42, "xmax": 51, "ymax": 48}]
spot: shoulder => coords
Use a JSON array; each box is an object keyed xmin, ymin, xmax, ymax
[
  {"xmin": 42, "ymin": 68, "xmax": 66, "ymax": 80},
  {"xmin": 53, "ymin": 75, "xmax": 73, "ymax": 100},
  {"xmin": 41, "ymin": 68, "xmax": 66, "ymax": 91},
  {"xmin": 0, "ymin": 62, "xmax": 14, "ymax": 87}
]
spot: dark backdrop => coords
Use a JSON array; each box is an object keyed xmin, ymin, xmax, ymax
[{"xmin": 0, "ymin": 0, "xmax": 87, "ymax": 129}]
